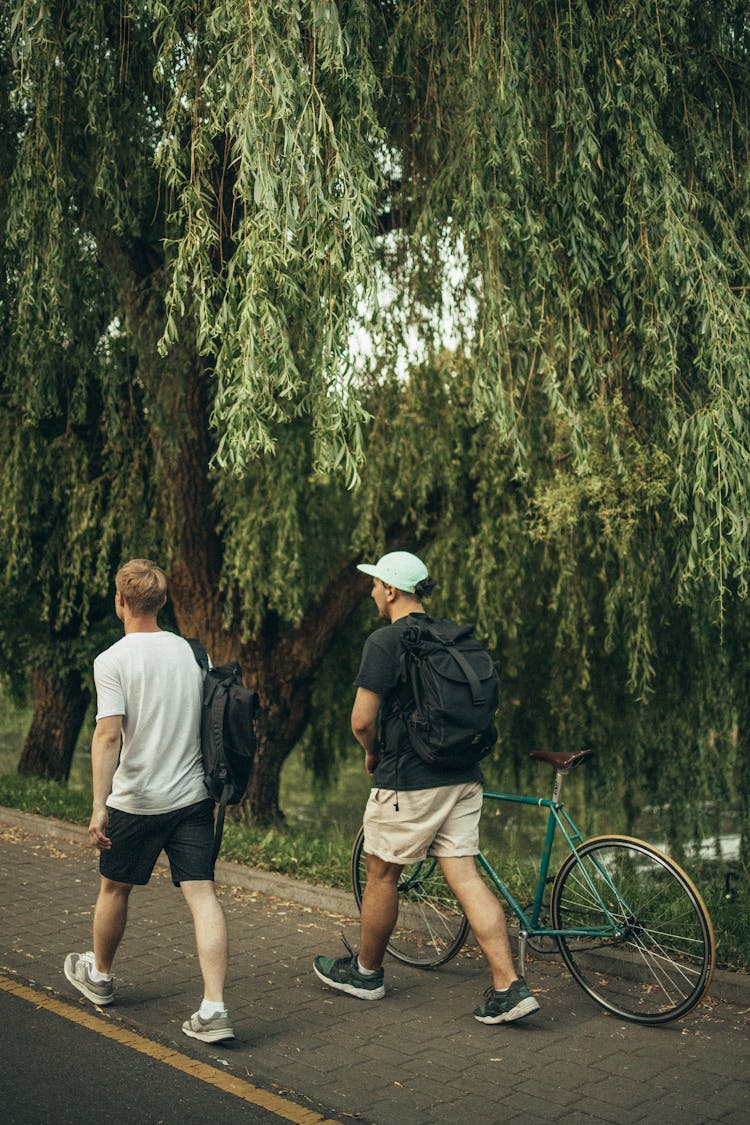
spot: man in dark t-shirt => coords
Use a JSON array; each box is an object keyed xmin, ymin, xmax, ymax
[
  {"xmin": 313, "ymin": 551, "xmax": 539, "ymax": 1025},
  {"xmin": 354, "ymin": 610, "xmax": 484, "ymax": 793}
]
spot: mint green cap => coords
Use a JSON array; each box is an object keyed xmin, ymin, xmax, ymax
[{"xmin": 357, "ymin": 551, "xmax": 428, "ymax": 593}]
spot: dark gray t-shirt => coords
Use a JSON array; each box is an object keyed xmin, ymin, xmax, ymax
[{"xmin": 354, "ymin": 613, "xmax": 483, "ymax": 791}]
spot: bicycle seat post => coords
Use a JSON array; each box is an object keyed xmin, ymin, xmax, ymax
[{"xmin": 552, "ymin": 768, "xmax": 566, "ymax": 805}]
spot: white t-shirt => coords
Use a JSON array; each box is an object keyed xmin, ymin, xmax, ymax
[{"xmin": 93, "ymin": 630, "xmax": 207, "ymax": 815}]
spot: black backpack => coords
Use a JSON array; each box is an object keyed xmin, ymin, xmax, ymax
[
  {"xmin": 393, "ymin": 621, "xmax": 499, "ymax": 770},
  {"xmin": 187, "ymin": 639, "xmax": 259, "ymax": 862}
]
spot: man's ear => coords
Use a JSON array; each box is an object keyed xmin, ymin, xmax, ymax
[{"xmin": 383, "ymin": 583, "xmax": 397, "ymax": 601}]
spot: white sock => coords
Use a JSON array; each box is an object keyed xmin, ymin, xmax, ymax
[
  {"xmin": 356, "ymin": 959, "xmax": 378, "ymax": 977},
  {"xmin": 199, "ymin": 999, "xmax": 227, "ymax": 1018},
  {"xmin": 89, "ymin": 963, "xmax": 112, "ymax": 983}
]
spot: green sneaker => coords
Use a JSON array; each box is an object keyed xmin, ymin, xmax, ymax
[
  {"xmin": 473, "ymin": 977, "xmax": 540, "ymax": 1024},
  {"xmin": 313, "ymin": 952, "xmax": 385, "ymax": 1000}
]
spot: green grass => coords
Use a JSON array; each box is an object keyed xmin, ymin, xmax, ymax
[
  {"xmin": 0, "ymin": 767, "xmax": 355, "ymax": 888},
  {"xmin": 1, "ymin": 694, "xmax": 748, "ymax": 972},
  {"xmin": 219, "ymin": 818, "xmax": 353, "ymax": 889},
  {"xmin": 0, "ymin": 773, "xmax": 93, "ymax": 824},
  {"xmin": 0, "ymin": 694, "xmax": 358, "ymax": 889},
  {"xmin": 2, "ymin": 766, "xmax": 747, "ymax": 974},
  {"xmin": 686, "ymin": 862, "xmax": 750, "ymax": 976}
]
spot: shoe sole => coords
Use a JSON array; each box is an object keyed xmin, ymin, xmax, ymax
[
  {"xmin": 474, "ymin": 996, "xmax": 540, "ymax": 1024},
  {"xmin": 64, "ymin": 960, "xmax": 114, "ymax": 1007},
  {"xmin": 182, "ymin": 1026, "xmax": 236, "ymax": 1043},
  {"xmin": 313, "ymin": 962, "xmax": 385, "ymax": 1000}
]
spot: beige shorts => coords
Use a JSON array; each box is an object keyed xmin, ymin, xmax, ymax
[{"xmin": 363, "ymin": 781, "xmax": 483, "ymax": 865}]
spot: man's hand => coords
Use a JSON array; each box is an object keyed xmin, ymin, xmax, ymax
[
  {"xmin": 365, "ymin": 751, "xmax": 382, "ymax": 777},
  {"xmin": 88, "ymin": 806, "xmax": 111, "ymax": 850}
]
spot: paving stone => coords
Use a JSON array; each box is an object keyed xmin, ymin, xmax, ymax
[{"xmin": 1, "ymin": 815, "xmax": 749, "ymax": 1125}]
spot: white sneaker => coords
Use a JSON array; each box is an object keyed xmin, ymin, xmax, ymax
[
  {"xmin": 182, "ymin": 1010, "xmax": 235, "ymax": 1043},
  {"xmin": 64, "ymin": 951, "xmax": 114, "ymax": 1006}
]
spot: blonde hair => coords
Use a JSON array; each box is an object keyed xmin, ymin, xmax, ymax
[{"xmin": 115, "ymin": 559, "xmax": 168, "ymax": 616}]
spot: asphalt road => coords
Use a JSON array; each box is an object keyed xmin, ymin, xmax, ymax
[
  {"xmin": 0, "ymin": 988, "xmax": 327, "ymax": 1125},
  {"xmin": 3, "ymin": 810, "xmax": 750, "ymax": 1125}
]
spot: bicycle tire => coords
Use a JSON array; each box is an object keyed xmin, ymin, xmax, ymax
[
  {"xmin": 551, "ymin": 835, "xmax": 715, "ymax": 1024},
  {"xmin": 351, "ymin": 826, "xmax": 470, "ymax": 969}
]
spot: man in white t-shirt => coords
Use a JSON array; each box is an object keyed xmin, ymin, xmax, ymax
[{"xmin": 64, "ymin": 559, "xmax": 234, "ymax": 1044}]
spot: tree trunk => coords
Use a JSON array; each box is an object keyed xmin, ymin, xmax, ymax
[
  {"xmin": 247, "ymin": 689, "xmax": 313, "ymax": 823},
  {"xmin": 17, "ymin": 667, "xmax": 91, "ymax": 782},
  {"xmin": 241, "ymin": 563, "xmax": 370, "ymax": 823},
  {"xmin": 100, "ymin": 245, "xmax": 373, "ymax": 823}
]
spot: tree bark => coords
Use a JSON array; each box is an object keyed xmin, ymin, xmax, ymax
[
  {"xmin": 95, "ymin": 240, "xmax": 376, "ymax": 822},
  {"xmin": 17, "ymin": 667, "xmax": 91, "ymax": 782},
  {"xmin": 241, "ymin": 564, "xmax": 370, "ymax": 823},
  {"xmin": 98, "ymin": 234, "xmax": 231, "ymax": 661}
]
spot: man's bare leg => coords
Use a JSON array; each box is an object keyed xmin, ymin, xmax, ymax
[
  {"xmin": 180, "ymin": 879, "xmax": 228, "ymax": 1004},
  {"xmin": 93, "ymin": 876, "xmax": 133, "ymax": 973},
  {"xmin": 439, "ymin": 855, "xmax": 517, "ymax": 990},
  {"xmin": 358, "ymin": 853, "xmax": 404, "ymax": 970}
]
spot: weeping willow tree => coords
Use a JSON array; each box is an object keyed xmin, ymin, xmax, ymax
[
  {"xmin": 3, "ymin": 2, "xmax": 750, "ymax": 828},
  {"xmin": 0, "ymin": 132, "xmax": 159, "ymax": 776},
  {"xmin": 300, "ymin": 354, "xmax": 740, "ymax": 861}
]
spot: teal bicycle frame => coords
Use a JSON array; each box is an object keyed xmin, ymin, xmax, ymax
[
  {"xmin": 353, "ymin": 750, "xmax": 716, "ymax": 1023},
  {"xmin": 477, "ymin": 783, "xmax": 624, "ymax": 975}
]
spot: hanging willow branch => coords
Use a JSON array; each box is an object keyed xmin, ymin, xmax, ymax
[{"xmin": 3, "ymin": 0, "xmax": 750, "ymax": 628}]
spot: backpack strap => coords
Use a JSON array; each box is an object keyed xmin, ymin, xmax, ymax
[
  {"xmin": 212, "ymin": 783, "xmax": 232, "ymax": 865},
  {"xmin": 186, "ymin": 637, "xmax": 210, "ymax": 672},
  {"xmin": 187, "ymin": 638, "xmax": 229, "ymax": 863},
  {"xmin": 204, "ymin": 681, "xmax": 235, "ymax": 862},
  {"xmin": 444, "ymin": 644, "xmax": 486, "ymax": 705},
  {"xmin": 207, "ymin": 678, "xmax": 228, "ymax": 758},
  {"xmin": 403, "ymin": 624, "xmax": 485, "ymax": 705}
]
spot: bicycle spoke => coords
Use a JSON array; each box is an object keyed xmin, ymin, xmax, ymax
[
  {"xmin": 551, "ymin": 836, "xmax": 714, "ymax": 1023},
  {"xmin": 351, "ymin": 827, "xmax": 469, "ymax": 968},
  {"xmin": 623, "ymin": 929, "xmax": 704, "ymax": 998}
]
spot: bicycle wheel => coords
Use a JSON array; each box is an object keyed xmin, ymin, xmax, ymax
[
  {"xmin": 551, "ymin": 835, "xmax": 715, "ymax": 1024},
  {"xmin": 351, "ymin": 827, "xmax": 470, "ymax": 968}
]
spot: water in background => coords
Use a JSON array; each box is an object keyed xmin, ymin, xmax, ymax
[
  {"xmin": 279, "ymin": 741, "xmax": 742, "ymax": 881},
  {"xmin": 1, "ymin": 694, "xmax": 741, "ymax": 877}
]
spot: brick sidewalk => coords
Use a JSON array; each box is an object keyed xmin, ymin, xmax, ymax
[{"xmin": 1, "ymin": 810, "xmax": 749, "ymax": 1124}]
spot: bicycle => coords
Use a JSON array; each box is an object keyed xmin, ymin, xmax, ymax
[{"xmin": 351, "ymin": 749, "xmax": 716, "ymax": 1025}]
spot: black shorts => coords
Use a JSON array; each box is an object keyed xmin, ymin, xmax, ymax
[{"xmin": 99, "ymin": 799, "xmax": 216, "ymax": 887}]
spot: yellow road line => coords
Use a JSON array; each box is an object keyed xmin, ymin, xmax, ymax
[{"xmin": 0, "ymin": 974, "xmax": 339, "ymax": 1125}]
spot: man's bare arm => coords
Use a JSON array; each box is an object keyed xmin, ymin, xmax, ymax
[
  {"xmin": 351, "ymin": 687, "xmax": 383, "ymax": 776},
  {"xmin": 89, "ymin": 715, "xmax": 123, "ymax": 850}
]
